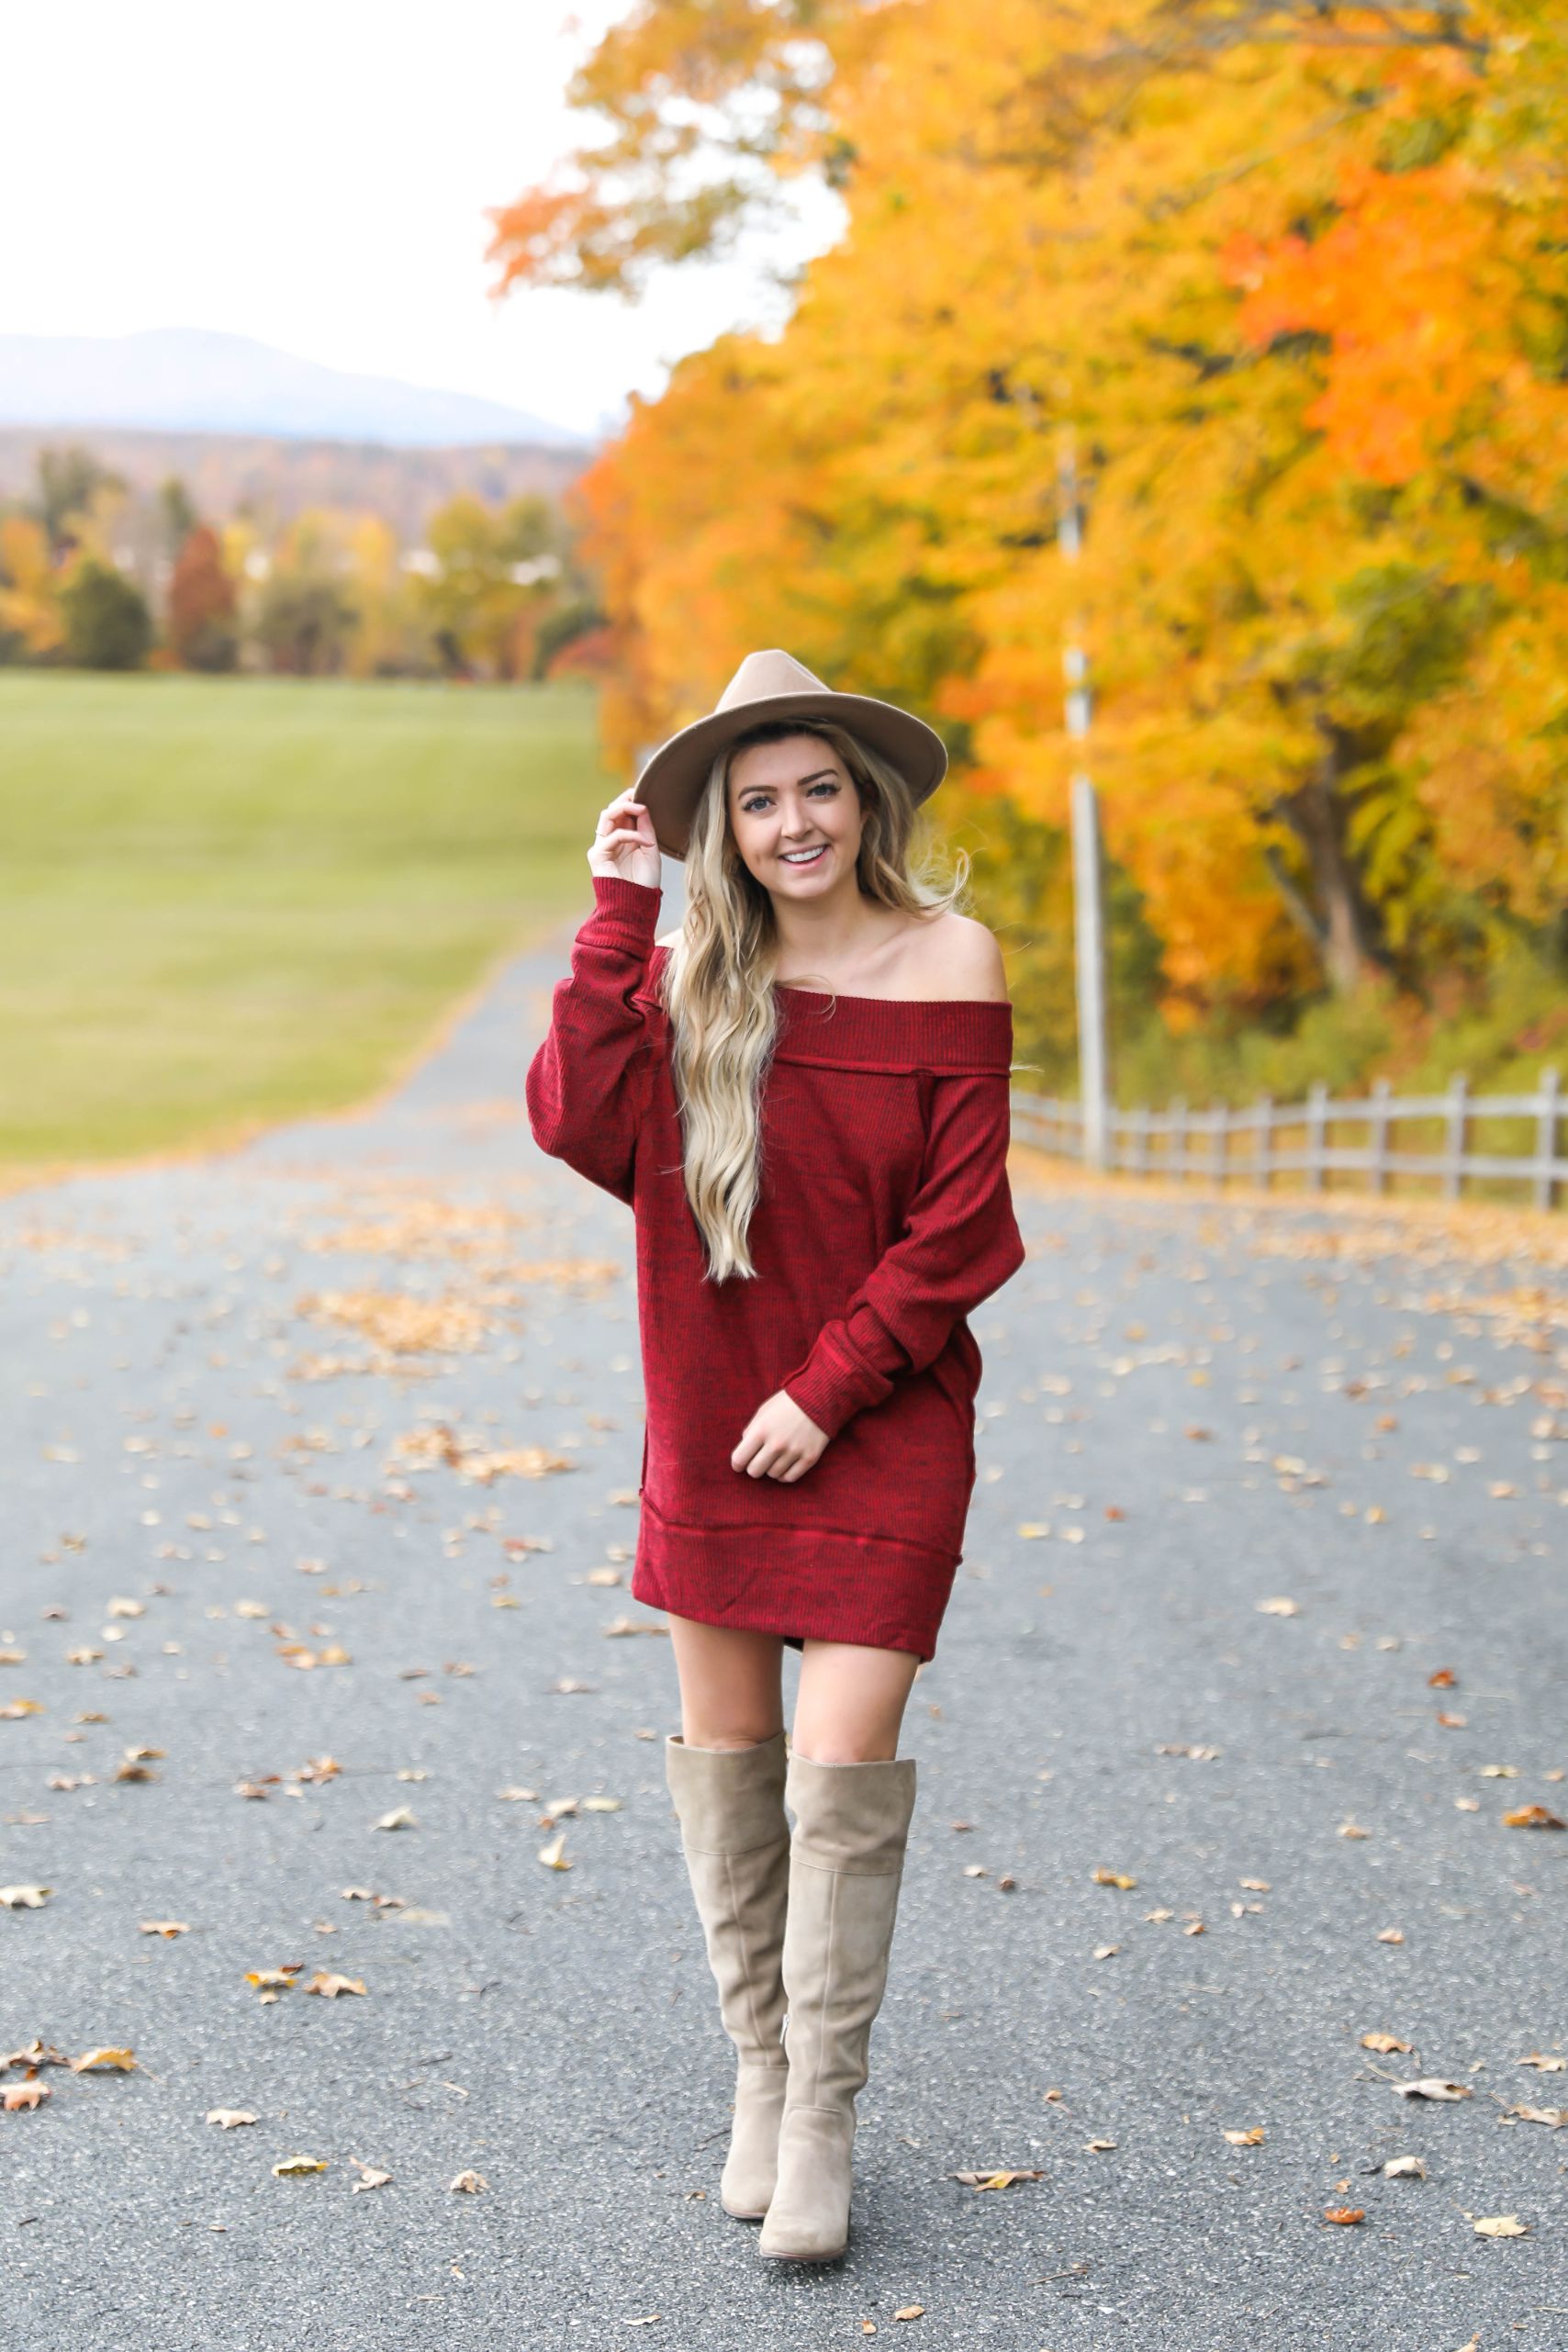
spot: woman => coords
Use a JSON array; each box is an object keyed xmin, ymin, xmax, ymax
[{"xmin": 525, "ymin": 648, "xmax": 1025, "ymax": 2263}]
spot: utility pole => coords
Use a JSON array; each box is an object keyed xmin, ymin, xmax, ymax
[{"xmin": 1058, "ymin": 425, "xmax": 1110, "ymax": 1173}]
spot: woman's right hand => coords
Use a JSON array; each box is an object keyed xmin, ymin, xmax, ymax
[{"xmin": 588, "ymin": 791, "xmax": 662, "ymax": 890}]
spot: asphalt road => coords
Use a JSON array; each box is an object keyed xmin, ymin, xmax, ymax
[{"xmin": 4, "ymin": 881, "xmax": 1565, "ymax": 2351}]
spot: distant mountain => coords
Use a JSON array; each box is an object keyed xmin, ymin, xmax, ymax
[{"xmin": 0, "ymin": 328, "xmax": 590, "ymax": 450}]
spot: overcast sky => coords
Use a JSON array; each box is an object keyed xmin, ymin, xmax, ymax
[{"xmin": 1, "ymin": 1, "xmax": 844, "ymax": 440}]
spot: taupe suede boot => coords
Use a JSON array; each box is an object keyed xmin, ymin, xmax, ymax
[
  {"xmin": 757, "ymin": 1750, "xmax": 918, "ymax": 2263},
  {"xmin": 665, "ymin": 1730, "xmax": 792, "ymax": 2220}
]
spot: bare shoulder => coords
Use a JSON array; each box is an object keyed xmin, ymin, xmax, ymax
[{"xmin": 908, "ymin": 909, "xmax": 1010, "ymax": 1003}]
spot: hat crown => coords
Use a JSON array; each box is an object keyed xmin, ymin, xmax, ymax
[{"xmin": 715, "ymin": 648, "xmax": 829, "ymax": 712}]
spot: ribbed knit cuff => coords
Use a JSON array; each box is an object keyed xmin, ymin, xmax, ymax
[
  {"xmin": 587, "ymin": 870, "xmax": 661, "ymax": 949},
  {"xmin": 782, "ymin": 1321, "xmax": 896, "ymax": 1443}
]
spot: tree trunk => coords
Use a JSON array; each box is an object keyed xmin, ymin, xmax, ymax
[{"xmin": 1268, "ymin": 723, "xmax": 1386, "ymax": 995}]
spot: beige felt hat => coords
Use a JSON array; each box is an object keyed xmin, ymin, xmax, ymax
[{"xmin": 632, "ymin": 648, "xmax": 949, "ymax": 861}]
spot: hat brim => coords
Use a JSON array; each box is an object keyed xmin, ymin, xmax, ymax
[{"xmin": 631, "ymin": 689, "xmax": 949, "ymax": 861}]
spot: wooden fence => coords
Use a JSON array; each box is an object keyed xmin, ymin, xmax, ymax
[{"xmin": 1010, "ymin": 1069, "xmax": 1567, "ymax": 1210}]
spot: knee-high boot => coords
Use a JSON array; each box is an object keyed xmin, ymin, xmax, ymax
[
  {"xmin": 757, "ymin": 1749, "xmax": 917, "ymax": 2263},
  {"xmin": 664, "ymin": 1730, "xmax": 791, "ymax": 2220}
]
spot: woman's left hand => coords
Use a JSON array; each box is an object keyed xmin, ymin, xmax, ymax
[{"xmin": 732, "ymin": 1391, "xmax": 829, "ymax": 1482}]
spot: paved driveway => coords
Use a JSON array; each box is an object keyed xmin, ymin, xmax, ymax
[{"xmin": 4, "ymin": 888, "xmax": 1565, "ymax": 2348}]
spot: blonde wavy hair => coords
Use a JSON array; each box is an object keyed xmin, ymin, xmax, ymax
[{"xmin": 654, "ymin": 716, "xmax": 970, "ymax": 1284}]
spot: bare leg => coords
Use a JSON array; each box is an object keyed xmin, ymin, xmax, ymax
[
  {"xmin": 666, "ymin": 1613, "xmax": 786, "ymax": 1751},
  {"xmin": 791, "ymin": 1639, "xmax": 921, "ymax": 1763}
]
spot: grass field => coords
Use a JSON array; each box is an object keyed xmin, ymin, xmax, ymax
[{"xmin": 0, "ymin": 672, "xmax": 620, "ymax": 1170}]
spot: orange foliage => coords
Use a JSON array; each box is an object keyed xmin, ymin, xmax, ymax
[{"xmin": 506, "ymin": 1, "xmax": 1568, "ymax": 1019}]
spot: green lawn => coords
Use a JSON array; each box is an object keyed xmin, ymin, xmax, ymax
[{"xmin": 0, "ymin": 672, "xmax": 620, "ymax": 1170}]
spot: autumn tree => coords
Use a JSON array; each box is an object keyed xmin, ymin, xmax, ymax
[
  {"xmin": 414, "ymin": 492, "xmax": 567, "ymax": 680},
  {"xmin": 0, "ymin": 518, "xmax": 64, "ymax": 662},
  {"xmin": 59, "ymin": 559, "xmax": 153, "ymax": 670},
  {"xmin": 167, "ymin": 525, "xmax": 240, "ymax": 672},
  {"xmin": 491, "ymin": 0, "xmax": 1568, "ymax": 1045}
]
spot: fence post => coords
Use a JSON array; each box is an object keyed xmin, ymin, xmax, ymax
[
  {"xmin": 1535, "ymin": 1066, "xmax": 1562, "ymax": 1213},
  {"xmin": 1255, "ymin": 1094, "xmax": 1272, "ymax": 1192},
  {"xmin": 1443, "ymin": 1072, "xmax": 1470, "ymax": 1202},
  {"xmin": 1169, "ymin": 1095, "xmax": 1187, "ymax": 1182},
  {"xmin": 1209, "ymin": 1101, "xmax": 1226, "ymax": 1187},
  {"xmin": 1305, "ymin": 1080, "xmax": 1328, "ymax": 1193},
  {"xmin": 1131, "ymin": 1102, "xmax": 1150, "ymax": 1177},
  {"xmin": 1368, "ymin": 1076, "xmax": 1392, "ymax": 1197}
]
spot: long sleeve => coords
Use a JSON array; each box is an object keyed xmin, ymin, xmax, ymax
[
  {"xmin": 780, "ymin": 1069, "xmax": 1026, "ymax": 1441},
  {"xmin": 524, "ymin": 873, "xmax": 662, "ymax": 1207}
]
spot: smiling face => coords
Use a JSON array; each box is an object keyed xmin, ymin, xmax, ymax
[{"xmin": 726, "ymin": 732, "xmax": 866, "ymax": 901}]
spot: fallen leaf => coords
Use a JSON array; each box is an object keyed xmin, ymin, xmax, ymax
[
  {"xmin": 272, "ymin": 2156, "xmax": 328, "ymax": 2177},
  {"xmin": 1091, "ymin": 1868, "xmax": 1137, "ymax": 1889},
  {"xmin": 1082, "ymin": 2136, "xmax": 1116, "ymax": 2152},
  {"xmin": 1382, "ymin": 2154, "xmax": 1426, "ymax": 2178},
  {"xmin": 206, "ymin": 2109, "xmax": 256, "ymax": 2128},
  {"xmin": 1375, "ymin": 1927, "xmax": 1405, "ymax": 1944},
  {"xmin": 1473, "ymin": 2213, "xmax": 1528, "ymax": 2237},
  {"xmin": 0, "ymin": 1886, "xmax": 52, "ymax": 1909},
  {"xmin": 373, "ymin": 1807, "xmax": 418, "ymax": 1831},
  {"xmin": 1508, "ymin": 2105, "xmax": 1568, "ymax": 2128},
  {"xmin": 1392, "ymin": 2079, "xmax": 1472, "ymax": 2101},
  {"xmin": 949, "ymin": 2169, "xmax": 1043, "ymax": 2190},
  {"xmin": 1519, "ymin": 2053, "xmax": 1565, "ymax": 2072},
  {"xmin": 1502, "ymin": 1805, "xmax": 1565, "ymax": 1831},
  {"xmin": 892, "ymin": 2309, "xmax": 924, "ymax": 2323},
  {"xmin": 138, "ymin": 1920, "xmax": 189, "ymax": 1938},
  {"xmin": 4, "ymin": 2081, "xmax": 50, "ymax": 2111},
  {"xmin": 1256, "ymin": 1596, "xmax": 1299, "ymax": 1617},
  {"xmin": 350, "ymin": 2159, "xmax": 392, "ymax": 2190},
  {"xmin": 303, "ymin": 1971, "xmax": 366, "ymax": 1998},
  {"xmin": 537, "ymin": 1832, "xmax": 571, "ymax": 1871},
  {"xmin": 1323, "ymin": 2208, "xmax": 1365, "ymax": 2225},
  {"xmin": 450, "ymin": 2168, "xmax": 488, "ymax": 2192},
  {"xmin": 1361, "ymin": 2033, "xmax": 1414, "ymax": 2055},
  {"xmin": 1223, "ymin": 2127, "xmax": 1265, "ymax": 2145}
]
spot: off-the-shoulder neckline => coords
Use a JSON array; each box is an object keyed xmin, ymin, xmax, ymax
[
  {"xmin": 649, "ymin": 941, "xmax": 1010, "ymax": 1014},
  {"xmin": 776, "ymin": 980, "xmax": 1011, "ymax": 1010}
]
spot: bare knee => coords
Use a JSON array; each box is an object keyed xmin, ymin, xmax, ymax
[
  {"xmin": 681, "ymin": 1719, "xmax": 784, "ymax": 1751},
  {"xmin": 791, "ymin": 1735, "xmax": 897, "ymax": 1765}
]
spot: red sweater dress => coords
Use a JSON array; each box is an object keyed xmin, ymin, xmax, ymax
[{"xmin": 525, "ymin": 873, "xmax": 1027, "ymax": 1663}]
